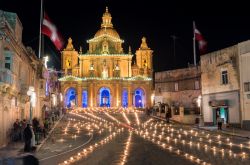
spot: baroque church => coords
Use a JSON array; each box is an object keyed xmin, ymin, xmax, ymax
[{"xmin": 59, "ymin": 7, "xmax": 153, "ymax": 108}]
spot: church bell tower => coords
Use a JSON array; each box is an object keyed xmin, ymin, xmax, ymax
[
  {"xmin": 61, "ymin": 38, "xmax": 79, "ymax": 76},
  {"xmin": 135, "ymin": 37, "xmax": 153, "ymax": 77}
]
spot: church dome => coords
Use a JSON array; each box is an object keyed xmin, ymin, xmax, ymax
[
  {"xmin": 94, "ymin": 27, "xmax": 120, "ymax": 39},
  {"xmin": 93, "ymin": 7, "xmax": 120, "ymax": 39}
]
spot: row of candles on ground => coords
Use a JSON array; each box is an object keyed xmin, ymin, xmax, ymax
[
  {"xmin": 60, "ymin": 112, "xmax": 127, "ymax": 164},
  {"xmin": 135, "ymin": 129, "xmax": 210, "ymax": 165},
  {"xmin": 61, "ymin": 113, "xmax": 118, "ymax": 143},
  {"xmin": 72, "ymin": 107, "xmax": 144, "ymax": 129},
  {"xmin": 119, "ymin": 131, "xmax": 133, "ymax": 165},
  {"xmin": 73, "ymin": 107, "xmax": 144, "ymax": 114},
  {"xmin": 60, "ymin": 129, "xmax": 124, "ymax": 165},
  {"xmin": 143, "ymin": 121, "xmax": 250, "ymax": 152},
  {"xmin": 72, "ymin": 109, "xmax": 136, "ymax": 165},
  {"xmin": 137, "ymin": 120, "xmax": 248, "ymax": 162}
]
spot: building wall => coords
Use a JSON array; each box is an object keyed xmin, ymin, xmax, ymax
[
  {"xmin": 238, "ymin": 41, "xmax": 250, "ymax": 129},
  {"xmin": 155, "ymin": 66, "xmax": 201, "ymax": 108},
  {"xmin": 201, "ymin": 45, "xmax": 239, "ymax": 95},
  {"xmin": 80, "ymin": 56, "xmax": 132, "ymax": 78},
  {"xmin": 200, "ymin": 45, "xmax": 240, "ymax": 126},
  {"xmin": 0, "ymin": 10, "xmax": 45, "ymax": 147}
]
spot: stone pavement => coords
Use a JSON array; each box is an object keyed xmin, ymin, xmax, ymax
[
  {"xmin": 151, "ymin": 115, "xmax": 250, "ymax": 139},
  {"xmin": 0, "ymin": 115, "xmax": 64, "ymax": 163}
]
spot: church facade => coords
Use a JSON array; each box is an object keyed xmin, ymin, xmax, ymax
[{"xmin": 59, "ymin": 7, "xmax": 153, "ymax": 108}]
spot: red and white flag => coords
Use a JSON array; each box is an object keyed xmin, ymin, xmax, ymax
[
  {"xmin": 42, "ymin": 13, "xmax": 64, "ymax": 50},
  {"xmin": 194, "ymin": 23, "xmax": 207, "ymax": 54}
]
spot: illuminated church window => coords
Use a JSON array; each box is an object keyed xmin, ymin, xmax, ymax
[
  {"xmin": 65, "ymin": 88, "xmax": 77, "ymax": 108},
  {"xmin": 82, "ymin": 90, "xmax": 88, "ymax": 107},
  {"xmin": 99, "ymin": 87, "xmax": 110, "ymax": 107},
  {"xmin": 134, "ymin": 88, "xmax": 144, "ymax": 108},
  {"xmin": 122, "ymin": 89, "xmax": 128, "ymax": 108}
]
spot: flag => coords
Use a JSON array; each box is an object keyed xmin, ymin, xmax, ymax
[
  {"xmin": 42, "ymin": 13, "xmax": 64, "ymax": 50},
  {"xmin": 194, "ymin": 23, "xmax": 207, "ymax": 54}
]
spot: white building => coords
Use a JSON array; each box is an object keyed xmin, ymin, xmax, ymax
[
  {"xmin": 238, "ymin": 41, "xmax": 250, "ymax": 130},
  {"xmin": 201, "ymin": 40, "xmax": 250, "ymax": 129}
]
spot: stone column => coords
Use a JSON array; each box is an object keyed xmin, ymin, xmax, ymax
[
  {"xmin": 128, "ymin": 86, "xmax": 132, "ymax": 108},
  {"xmin": 93, "ymin": 83, "xmax": 96, "ymax": 107},
  {"xmin": 77, "ymin": 85, "xmax": 82, "ymax": 107},
  {"xmin": 116, "ymin": 83, "xmax": 120, "ymax": 107},
  {"xmin": 79, "ymin": 59, "xmax": 83, "ymax": 77},
  {"xmin": 88, "ymin": 83, "xmax": 93, "ymax": 107}
]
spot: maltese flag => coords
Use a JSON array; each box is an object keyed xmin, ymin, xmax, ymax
[
  {"xmin": 42, "ymin": 13, "xmax": 64, "ymax": 50},
  {"xmin": 194, "ymin": 23, "xmax": 207, "ymax": 54}
]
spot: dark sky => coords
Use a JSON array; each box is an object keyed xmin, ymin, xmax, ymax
[{"xmin": 1, "ymin": 0, "xmax": 250, "ymax": 71}]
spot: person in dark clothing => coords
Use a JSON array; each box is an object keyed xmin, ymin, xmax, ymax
[
  {"xmin": 32, "ymin": 118, "xmax": 39, "ymax": 132},
  {"xmin": 23, "ymin": 124, "xmax": 32, "ymax": 152},
  {"xmin": 165, "ymin": 110, "xmax": 171, "ymax": 123}
]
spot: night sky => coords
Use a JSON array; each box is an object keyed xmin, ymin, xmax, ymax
[{"xmin": 1, "ymin": 0, "xmax": 250, "ymax": 72}]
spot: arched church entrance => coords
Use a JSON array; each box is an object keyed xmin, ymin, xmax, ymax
[
  {"xmin": 134, "ymin": 88, "xmax": 145, "ymax": 108},
  {"xmin": 65, "ymin": 88, "xmax": 77, "ymax": 108},
  {"xmin": 99, "ymin": 87, "xmax": 111, "ymax": 107}
]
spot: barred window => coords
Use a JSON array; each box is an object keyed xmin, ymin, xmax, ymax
[
  {"xmin": 221, "ymin": 70, "xmax": 228, "ymax": 85},
  {"xmin": 244, "ymin": 82, "xmax": 250, "ymax": 92}
]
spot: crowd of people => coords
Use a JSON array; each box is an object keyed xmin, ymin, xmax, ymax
[
  {"xmin": 11, "ymin": 109, "xmax": 62, "ymax": 153},
  {"xmin": 12, "ymin": 118, "xmax": 44, "ymax": 152}
]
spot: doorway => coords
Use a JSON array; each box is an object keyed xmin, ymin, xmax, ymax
[{"xmin": 213, "ymin": 107, "xmax": 229, "ymax": 125}]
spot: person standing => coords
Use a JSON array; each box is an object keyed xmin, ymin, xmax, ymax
[
  {"xmin": 30, "ymin": 126, "xmax": 36, "ymax": 151},
  {"xmin": 217, "ymin": 116, "xmax": 223, "ymax": 130},
  {"xmin": 21, "ymin": 119, "xmax": 27, "ymax": 141},
  {"xmin": 165, "ymin": 110, "xmax": 170, "ymax": 123},
  {"xmin": 23, "ymin": 124, "xmax": 32, "ymax": 152}
]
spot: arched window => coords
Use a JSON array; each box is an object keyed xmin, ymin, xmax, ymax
[
  {"xmin": 82, "ymin": 90, "xmax": 88, "ymax": 108},
  {"xmin": 65, "ymin": 88, "xmax": 77, "ymax": 108},
  {"xmin": 122, "ymin": 89, "xmax": 128, "ymax": 108},
  {"xmin": 134, "ymin": 88, "xmax": 145, "ymax": 108},
  {"xmin": 99, "ymin": 87, "xmax": 111, "ymax": 107}
]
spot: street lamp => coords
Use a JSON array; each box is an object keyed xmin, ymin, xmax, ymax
[
  {"xmin": 43, "ymin": 56, "xmax": 49, "ymax": 69},
  {"xmin": 27, "ymin": 86, "xmax": 36, "ymax": 124},
  {"xmin": 196, "ymin": 95, "xmax": 203, "ymax": 126}
]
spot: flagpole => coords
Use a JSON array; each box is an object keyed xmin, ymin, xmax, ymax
[
  {"xmin": 38, "ymin": 0, "xmax": 44, "ymax": 59},
  {"xmin": 193, "ymin": 21, "xmax": 196, "ymax": 66}
]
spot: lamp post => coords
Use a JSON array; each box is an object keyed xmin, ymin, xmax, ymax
[
  {"xmin": 43, "ymin": 56, "xmax": 49, "ymax": 69},
  {"xmin": 197, "ymin": 95, "xmax": 203, "ymax": 126},
  {"xmin": 27, "ymin": 86, "xmax": 36, "ymax": 124}
]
